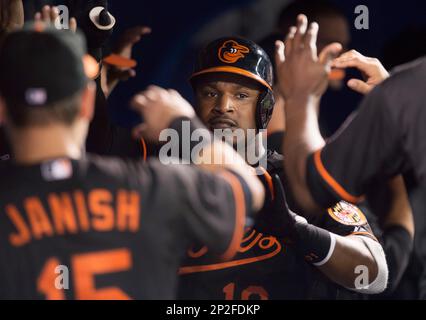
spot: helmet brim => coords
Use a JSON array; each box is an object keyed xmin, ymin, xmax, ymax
[{"xmin": 191, "ymin": 66, "xmax": 273, "ymax": 91}]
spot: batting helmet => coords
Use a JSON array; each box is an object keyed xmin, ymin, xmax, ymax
[{"xmin": 190, "ymin": 37, "xmax": 275, "ymax": 130}]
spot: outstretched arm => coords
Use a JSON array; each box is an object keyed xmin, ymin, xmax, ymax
[
  {"xmin": 266, "ymin": 175, "xmax": 387, "ymax": 294},
  {"xmin": 275, "ymin": 15, "xmax": 403, "ymax": 216},
  {"xmin": 274, "ymin": 14, "xmax": 342, "ymax": 214}
]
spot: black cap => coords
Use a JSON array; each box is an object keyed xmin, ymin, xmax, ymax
[
  {"xmin": 0, "ymin": 22, "xmax": 98, "ymax": 108},
  {"xmin": 191, "ymin": 36, "xmax": 274, "ymax": 91},
  {"xmin": 191, "ymin": 37, "xmax": 276, "ymax": 130}
]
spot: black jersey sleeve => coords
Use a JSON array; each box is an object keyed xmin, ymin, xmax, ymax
[
  {"xmin": 306, "ymin": 58, "xmax": 426, "ymax": 209},
  {"xmin": 142, "ymin": 160, "xmax": 254, "ymax": 260},
  {"xmin": 306, "ymin": 85, "xmax": 404, "ymax": 209}
]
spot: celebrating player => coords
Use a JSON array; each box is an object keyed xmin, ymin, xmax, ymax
[
  {"xmin": 177, "ymin": 37, "xmax": 388, "ymax": 299},
  {"xmin": 276, "ymin": 14, "xmax": 426, "ymax": 299}
]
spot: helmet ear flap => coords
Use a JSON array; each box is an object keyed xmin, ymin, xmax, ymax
[{"xmin": 256, "ymin": 90, "xmax": 275, "ymax": 130}]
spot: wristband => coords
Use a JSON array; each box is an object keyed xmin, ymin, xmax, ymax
[
  {"xmin": 292, "ymin": 218, "xmax": 335, "ymax": 265},
  {"xmin": 268, "ymin": 173, "xmax": 336, "ymax": 265}
]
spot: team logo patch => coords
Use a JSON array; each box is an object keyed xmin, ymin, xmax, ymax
[
  {"xmin": 218, "ymin": 40, "xmax": 250, "ymax": 64},
  {"xmin": 327, "ymin": 201, "xmax": 367, "ymax": 226}
]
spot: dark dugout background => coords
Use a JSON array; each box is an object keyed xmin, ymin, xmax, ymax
[{"xmin": 24, "ymin": 0, "xmax": 426, "ymax": 133}]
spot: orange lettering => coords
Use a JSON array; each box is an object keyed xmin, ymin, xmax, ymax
[
  {"xmin": 241, "ymin": 286, "xmax": 269, "ymax": 300},
  {"xmin": 223, "ymin": 282, "xmax": 236, "ymax": 300},
  {"xmin": 6, "ymin": 205, "xmax": 31, "ymax": 246},
  {"xmin": 89, "ymin": 189, "xmax": 114, "ymax": 231},
  {"xmin": 25, "ymin": 197, "xmax": 54, "ymax": 239},
  {"xmin": 48, "ymin": 193, "xmax": 78, "ymax": 235},
  {"xmin": 72, "ymin": 249, "xmax": 132, "ymax": 300},
  {"xmin": 117, "ymin": 190, "xmax": 140, "ymax": 232},
  {"xmin": 37, "ymin": 258, "xmax": 66, "ymax": 300}
]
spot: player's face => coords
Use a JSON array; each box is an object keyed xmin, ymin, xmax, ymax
[{"xmin": 195, "ymin": 74, "xmax": 260, "ymax": 140}]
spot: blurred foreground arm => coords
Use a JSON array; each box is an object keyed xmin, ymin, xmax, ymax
[{"xmin": 274, "ymin": 14, "xmax": 342, "ymax": 214}]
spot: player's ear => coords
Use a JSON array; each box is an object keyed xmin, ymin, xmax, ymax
[{"xmin": 79, "ymin": 81, "xmax": 96, "ymax": 121}]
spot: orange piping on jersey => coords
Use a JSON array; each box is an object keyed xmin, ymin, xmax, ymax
[
  {"xmin": 218, "ymin": 171, "xmax": 246, "ymax": 261},
  {"xmin": 349, "ymin": 231, "xmax": 379, "ymax": 243},
  {"xmin": 191, "ymin": 66, "xmax": 273, "ymax": 91},
  {"xmin": 140, "ymin": 138, "xmax": 147, "ymax": 162},
  {"xmin": 313, "ymin": 149, "xmax": 364, "ymax": 203},
  {"xmin": 258, "ymin": 167, "xmax": 275, "ymax": 201},
  {"xmin": 179, "ymin": 243, "xmax": 281, "ymax": 275}
]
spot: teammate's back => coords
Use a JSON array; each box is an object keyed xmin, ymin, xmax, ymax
[{"xmin": 0, "ymin": 156, "xmax": 252, "ymax": 299}]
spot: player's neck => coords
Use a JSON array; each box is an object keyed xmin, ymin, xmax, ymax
[{"xmin": 9, "ymin": 125, "xmax": 82, "ymax": 165}]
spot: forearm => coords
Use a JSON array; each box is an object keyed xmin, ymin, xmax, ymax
[
  {"xmin": 317, "ymin": 235, "xmax": 383, "ymax": 292},
  {"xmin": 283, "ymin": 95, "xmax": 325, "ymax": 214},
  {"xmin": 383, "ymin": 175, "xmax": 414, "ymax": 237},
  {"xmin": 288, "ymin": 211, "xmax": 387, "ymax": 293},
  {"xmin": 380, "ymin": 175, "xmax": 414, "ymax": 293}
]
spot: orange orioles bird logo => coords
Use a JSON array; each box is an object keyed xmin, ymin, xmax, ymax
[{"xmin": 218, "ymin": 40, "xmax": 250, "ymax": 63}]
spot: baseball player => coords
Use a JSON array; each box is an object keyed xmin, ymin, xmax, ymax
[
  {"xmin": 331, "ymin": 49, "xmax": 415, "ymax": 298},
  {"xmin": 0, "ymin": 24, "xmax": 264, "ymax": 299},
  {"xmin": 276, "ymin": 14, "xmax": 426, "ymax": 299},
  {"xmin": 177, "ymin": 37, "xmax": 388, "ymax": 299}
]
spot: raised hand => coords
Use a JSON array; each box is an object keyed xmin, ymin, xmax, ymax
[
  {"xmin": 275, "ymin": 14, "xmax": 342, "ymax": 101},
  {"xmin": 103, "ymin": 26, "xmax": 152, "ymax": 97},
  {"xmin": 332, "ymin": 50, "xmax": 390, "ymax": 95}
]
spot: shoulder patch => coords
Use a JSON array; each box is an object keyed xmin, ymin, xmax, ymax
[{"xmin": 327, "ymin": 201, "xmax": 367, "ymax": 226}]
